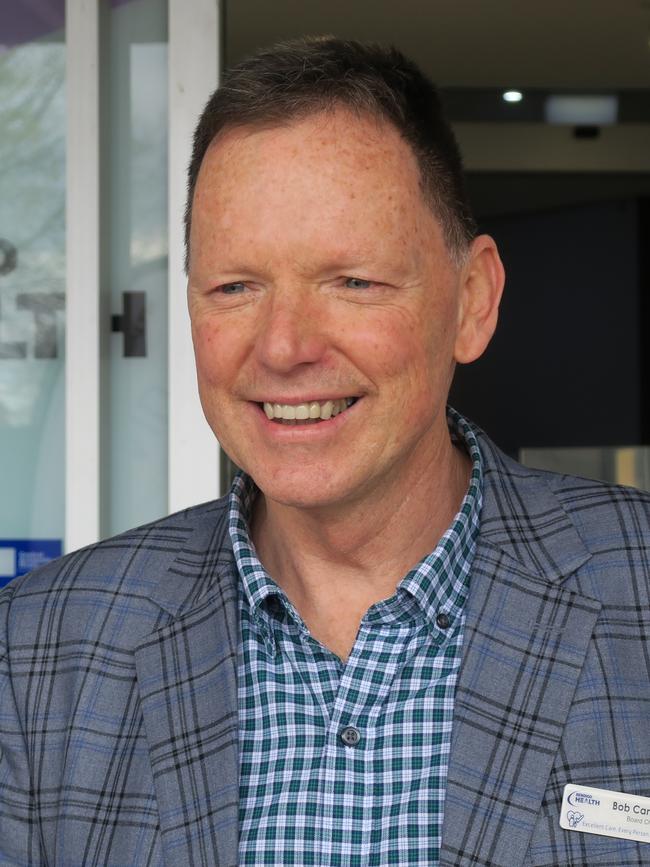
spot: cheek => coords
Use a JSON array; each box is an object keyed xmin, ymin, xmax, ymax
[
  {"xmin": 191, "ymin": 315, "xmax": 245, "ymax": 388},
  {"xmin": 192, "ymin": 323, "xmax": 221, "ymax": 385},
  {"xmin": 350, "ymin": 302, "xmax": 453, "ymax": 379},
  {"xmin": 371, "ymin": 304, "xmax": 458, "ymax": 423}
]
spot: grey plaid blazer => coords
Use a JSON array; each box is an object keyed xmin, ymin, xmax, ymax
[{"xmin": 1, "ymin": 429, "xmax": 649, "ymax": 866}]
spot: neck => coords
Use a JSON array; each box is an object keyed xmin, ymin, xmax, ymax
[{"xmin": 250, "ymin": 430, "xmax": 471, "ymax": 658}]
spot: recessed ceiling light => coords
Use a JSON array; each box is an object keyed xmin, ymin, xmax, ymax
[{"xmin": 503, "ymin": 90, "xmax": 523, "ymax": 103}]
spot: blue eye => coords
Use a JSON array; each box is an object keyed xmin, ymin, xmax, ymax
[
  {"xmin": 345, "ymin": 277, "xmax": 372, "ymax": 289},
  {"xmin": 219, "ymin": 282, "xmax": 247, "ymax": 294}
]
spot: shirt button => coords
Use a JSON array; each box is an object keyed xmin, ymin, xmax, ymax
[
  {"xmin": 436, "ymin": 612, "xmax": 451, "ymax": 630},
  {"xmin": 339, "ymin": 726, "xmax": 361, "ymax": 747}
]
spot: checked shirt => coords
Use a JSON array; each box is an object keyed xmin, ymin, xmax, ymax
[{"xmin": 230, "ymin": 410, "xmax": 483, "ymax": 866}]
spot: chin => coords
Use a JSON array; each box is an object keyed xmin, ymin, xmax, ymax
[{"xmin": 247, "ymin": 465, "xmax": 358, "ymax": 511}]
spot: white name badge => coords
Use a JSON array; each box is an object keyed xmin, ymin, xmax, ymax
[{"xmin": 561, "ymin": 783, "xmax": 650, "ymax": 844}]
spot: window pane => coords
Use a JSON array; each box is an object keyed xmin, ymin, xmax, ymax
[
  {"xmin": 0, "ymin": 7, "xmax": 66, "ymax": 585},
  {"xmin": 101, "ymin": 0, "xmax": 168, "ymax": 536}
]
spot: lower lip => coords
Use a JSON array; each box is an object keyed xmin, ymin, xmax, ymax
[{"xmin": 251, "ymin": 400, "xmax": 360, "ymax": 438}]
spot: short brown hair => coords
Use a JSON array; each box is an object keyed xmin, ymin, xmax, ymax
[{"xmin": 185, "ymin": 36, "xmax": 476, "ymax": 271}]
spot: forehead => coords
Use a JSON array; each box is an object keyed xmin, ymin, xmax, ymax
[
  {"xmin": 190, "ymin": 107, "xmax": 445, "ymax": 271},
  {"xmin": 196, "ymin": 107, "xmax": 426, "ymax": 209}
]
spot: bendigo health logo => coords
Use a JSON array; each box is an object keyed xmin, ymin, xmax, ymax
[{"xmin": 568, "ymin": 791, "xmax": 601, "ymax": 808}]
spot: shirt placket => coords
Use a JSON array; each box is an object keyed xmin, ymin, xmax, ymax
[{"xmin": 313, "ymin": 616, "xmax": 420, "ymax": 867}]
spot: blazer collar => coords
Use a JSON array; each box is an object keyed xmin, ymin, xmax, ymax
[
  {"xmin": 134, "ymin": 501, "xmax": 240, "ymax": 867},
  {"xmin": 476, "ymin": 428, "xmax": 592, "ymax": 580},
  {"xmin": 440, "ymin": 430, "xmax": 601, "ymax": 866},
  {"xmin": 135, "ymin": 501, "xmax": 236, "ymax": 617}
]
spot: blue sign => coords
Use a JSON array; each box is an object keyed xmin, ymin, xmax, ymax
[{"xmin": 0, "ymin": 539, "xmax": 62, "ymax": 589}]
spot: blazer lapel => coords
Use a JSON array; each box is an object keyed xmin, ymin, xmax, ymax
[
  {"xmin": 440, "ymin": 436, "xmax": 602, "ymax": 867},
  {"xmin": 134, "ymin": 507, "xmax": 240, "ymax": 867}
]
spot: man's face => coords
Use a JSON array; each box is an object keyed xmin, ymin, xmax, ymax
[{"xmin": 188, "ymin": 108, "xmax": 472, "ymax": 510}]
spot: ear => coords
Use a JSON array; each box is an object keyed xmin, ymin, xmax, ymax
[{"xmin": 454, "ymin": 234, "xmax": 505, "ymax": 364}]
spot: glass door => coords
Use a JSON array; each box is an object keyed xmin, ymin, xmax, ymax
[
  {"xmin": 0, "ymin": 4, "xmax": 66, "ymax": 587},
  {"xmin": 0, "ymin": 0, "xmax": 221, "ymax": 586},
  {"xmin": 101, "ymin": 0, "xmax": 169, "ymax": 537}
]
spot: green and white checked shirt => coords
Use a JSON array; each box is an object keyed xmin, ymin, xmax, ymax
[{"xmin": 231, "ymin": 409, "xmax": 483, "ymax": 866}]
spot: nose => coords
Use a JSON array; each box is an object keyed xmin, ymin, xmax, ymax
[{"xmin": 254, "ymin": 286, "xmax": 328, "ymax": 374}]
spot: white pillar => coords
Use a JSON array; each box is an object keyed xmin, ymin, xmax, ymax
[
  {"xmin": 168, "ymin": 0, "xmax": 221, "ymax": 512},
  {"xmin": 65, "ymin": 0, "xmax": 100, "ymax": 551}
]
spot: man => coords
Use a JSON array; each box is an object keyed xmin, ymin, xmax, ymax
[{"xmin": 1, "ymin": 37, "xmax": 649, "ymax": 867}]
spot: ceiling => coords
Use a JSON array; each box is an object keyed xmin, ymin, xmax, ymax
[{"xmin": 225, "ymin": 0, "xmax": 650, "ymax": 90}]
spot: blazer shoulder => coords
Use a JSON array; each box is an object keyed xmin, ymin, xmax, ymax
[
  {"xmin": 0, "ymin": 495, "xmax": 233, "ymax": 643},
  {"xmin": 477, "ymin": 425, "xmax": 650, "ymax": 530},
  {"xmin": 538, "ymin": 466, "xmax": 650, "ymax": 527}
]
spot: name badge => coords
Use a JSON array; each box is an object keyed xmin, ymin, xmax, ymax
[{"xmin": 561, "ymin": 783, "xmax": 650, "ymax": 844}]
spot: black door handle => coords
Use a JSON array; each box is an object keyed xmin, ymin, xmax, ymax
[{"xmin": 111, "ymin": 291, "xmax": 146, "ymax": 357}]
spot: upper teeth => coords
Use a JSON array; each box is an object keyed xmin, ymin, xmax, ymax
[{"xmin": 263, "ymin": 398, "xmax": 354, "ymax": 420}]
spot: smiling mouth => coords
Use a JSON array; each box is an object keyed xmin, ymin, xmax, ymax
[{"xmin": 259, "ymin": 397, "xmax": 359, "ymax": 425}]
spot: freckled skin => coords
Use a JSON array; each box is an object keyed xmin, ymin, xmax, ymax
[{"xmin": 188, "ymin": 108, "xmax": 497, "ymax": 517}]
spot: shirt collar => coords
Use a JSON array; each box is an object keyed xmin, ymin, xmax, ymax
[
  {"xmin": 392, "ymin": 407, "xmax": 482, "ymax": 632},
  {"xmin": 228, "ymin": 406, "xmax": 483, "ymax": 635},
  {"xmin": 227, "ymin": 472, "xmax": 277, "ymax": 614}
]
